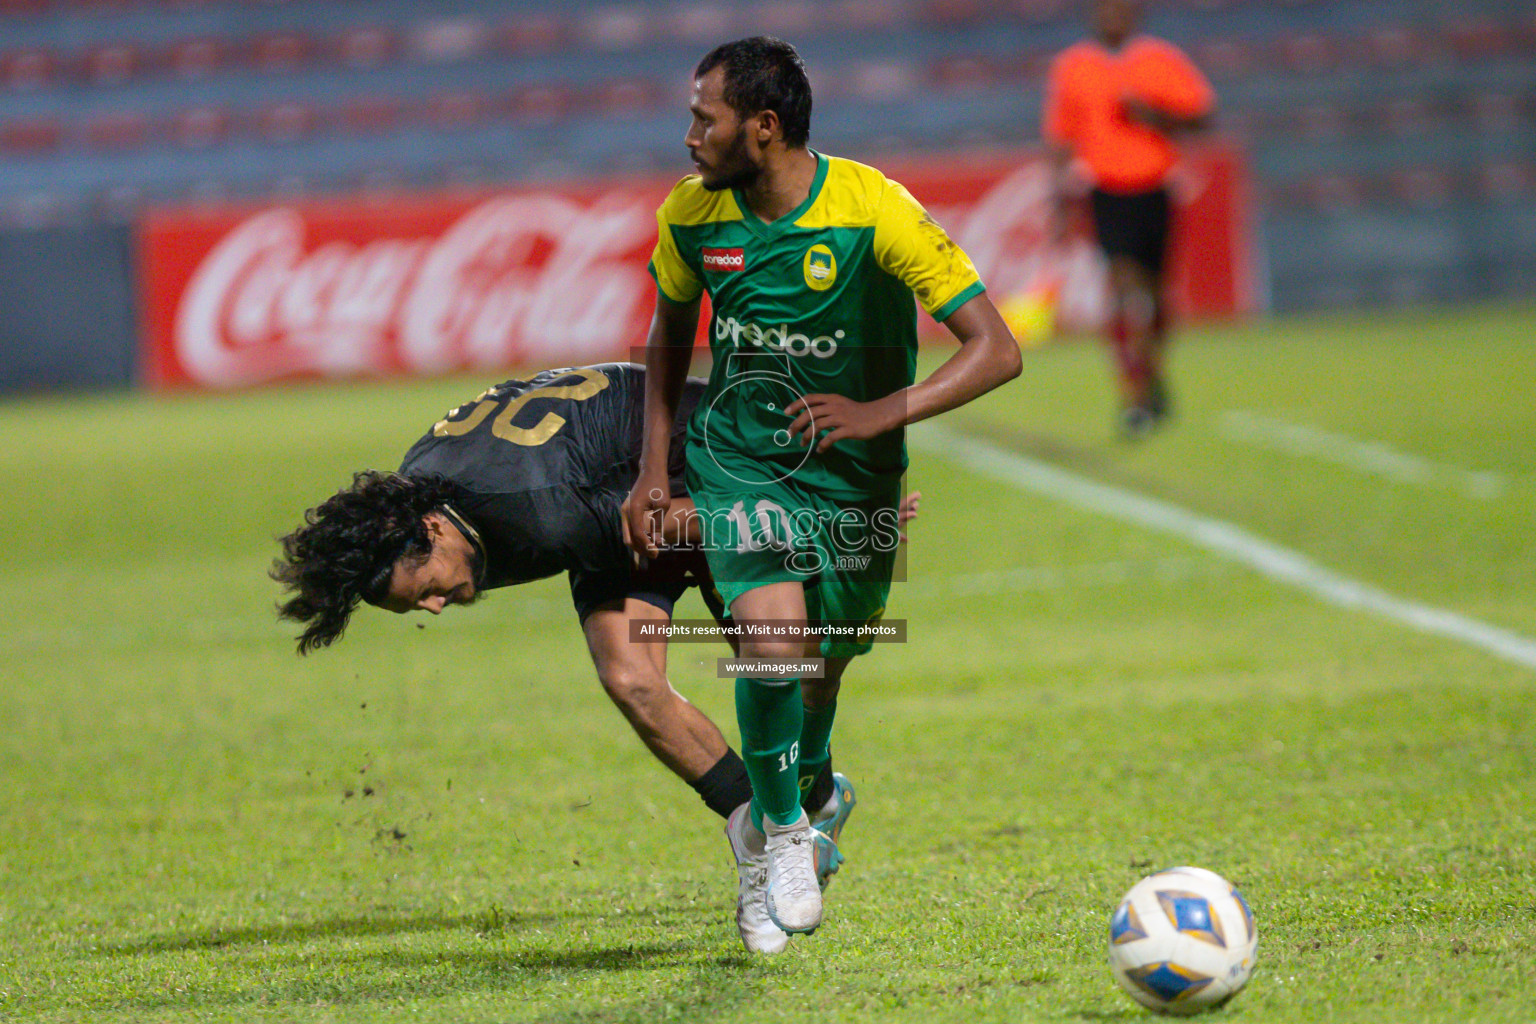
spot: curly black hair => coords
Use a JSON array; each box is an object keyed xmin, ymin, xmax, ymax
[
  {"xmin": 271, "ymin": 470, "xmax": 460, "ymax": 654},
  {"xmin": 695, "ymin": 37, "xmax": 812, "ymax": 149}
]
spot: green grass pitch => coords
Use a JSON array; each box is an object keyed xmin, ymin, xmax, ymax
[{"xmin": 1, "ymin": 302, "xmax": 1532, "ymax": 1022}]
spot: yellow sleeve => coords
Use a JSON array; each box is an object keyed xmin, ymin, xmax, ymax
[
  {"xmin": 871, "ymin": 180, "xmax": 985, "ymax": 321},
  {"xmin": 647, "ymin": 204, "xmax": 703, "ymax": 304}
]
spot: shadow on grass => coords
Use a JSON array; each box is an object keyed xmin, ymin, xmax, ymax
[{"xmin": 92, "ymin": 910, "xmax": 558, "ymax": 956}]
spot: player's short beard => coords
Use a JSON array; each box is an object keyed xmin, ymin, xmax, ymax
[{"xmin": 699, "ymin": 126, "xmax": 761, "ymax": 192}]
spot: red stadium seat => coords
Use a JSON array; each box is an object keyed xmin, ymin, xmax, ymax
[
  {"xmin": 81, "ymin": 42, "xmax": 142, "ymax": 86},
  {"xmin": 1445, "ymin": 18, "xmax": 1514, "ymax": 62},
  {"xmin": 1008, "ymin": 0, "xmax": 1070, "ymax": 26},
  {"xmin": 250, "ymin": 32, "xmax": 314, "ymax": 74},
  {"xmin": 169, "ymin": 104, "xmax": 233, "ymax": 148},
  {"xmin": 409, "ymin": 17, "xmax": 490, "ymax": 64},
  {"xmin": 1387, "ymin": 167, "xmax": 1456, "ymax": 209},
  {"xmin": 1467, "ymin": 91, "xmax": 1525, "ymax": 134},
  {"xmin": 929, "ymin": 54, "xmax": 1000, "ymax": 91},
  {"xmin": 749, "ymin": 0, "xmax": 817, "ymax": 39},
  {"xmin": 426, "ymin": 90, "xmax": 490, "ymax": 130},
  {"xmin": 256, "ymin": 101, "xmax": 319, "ymax": 144},
  {"xmin": 1294, "ymin": 172, "xmax": 1369, "ymax": 213},
  {"xmin": 831, "ymin": 0, "xmax": 914, "ymax": 32},
  {"xmin": 1273, "ymin": 33, "xmax": 1337, "ymax": 76},
  {"xmin": 1189, "ymin": 39, "xmax": 1261, "ymax": 81},
  {"xmin": 507, "ymin": 83, "xmax": 573, "ymax": 123},
  {"xmin": 335, "ymin": 25, "xmax": 398, "ymax": 69},
  {"xmin": 921, "ymin": 0, "xmax": 983, "ymax": 27},
  {"xmin": 665, "ymin": 3, "xmax": 736, "ymax": 45},
  {"xmin": 591, "ymin": 78, "xmax": 662, "ymax": 116},
  {"xmin": 1362, "ymin": 25, "xmax": 1436, "ymax": 68},
  {"xmin": 1, "ymin": 48, "xmax": 57, "ymax": 91},
  {"xmin": 499, "ymin": 13, "xmax": 567, "ymax": 55},
  {"xmin": 0, "ymin": 116, "xmax": 63, "ymax": 155},
  {"xmin": 1292, "ymin": 102, "xmax": 1350, "ymax": 140},
  {"xmin": 167, "ymin": 37, "xmax": 227, "ymax": 80},
  {"xmin": 83, "ymin": 111, "xmax": 149, "ymax": 151},
  {"xmin": 1474, "ymin": 162, "xmax": 1536, "ymax": 203},
  {"xmin": 338, "ymin": 95, "xmax": 405, "ymax": 135},
  {"xmin": 1384, "ymin": 97, "xmax": 1440, "ymax": 136},
  {"xmin": 848, "ymin": 59, "xmax": 919, "ymax": 103},
  {"xmin": 580, "ymin": 6, "xmax": 649, "ymax": 51}
]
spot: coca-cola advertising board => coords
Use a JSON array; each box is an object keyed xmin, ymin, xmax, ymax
[{"xmin": 138, "ymin": 144, "xmax": 1253, "ymax": 390}]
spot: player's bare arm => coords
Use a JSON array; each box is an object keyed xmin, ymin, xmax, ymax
[
  {"xmin": 622, "ymin": 293, "xmax": 698, "ymax": 558},
  {"xmin": 784, "ymin": 293, "xmax": 1021, "ymax": 451}
]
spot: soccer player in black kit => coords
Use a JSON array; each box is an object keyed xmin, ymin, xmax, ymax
[{"xmin": 273, "ymin": 364, "xmax": 882, "ymax": 939}]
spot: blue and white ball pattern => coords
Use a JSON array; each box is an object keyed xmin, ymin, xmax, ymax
[{"xmin": 1108, "ymin": 866, "xmax": 1257, "ymax": 1015}]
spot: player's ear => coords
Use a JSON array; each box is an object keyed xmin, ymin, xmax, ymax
[
  {"xmin": 422, "ymin": 512, "xmax": 445, "ymax": 546},
  {"xmin": 754, "ymin": 108, "xmax": 779, "ymax": 146}
]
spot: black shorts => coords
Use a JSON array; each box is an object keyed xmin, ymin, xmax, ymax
[
  {"xmin": 1090, "ymin": 186, "xmax": 1171, "ymax": 277},
  {"xmin": 569, "ymin": 547, "xmax": 719, "ymax": 624}
]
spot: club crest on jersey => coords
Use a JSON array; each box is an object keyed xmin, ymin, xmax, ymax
[
  {"xmin": 701, "ymin": 247, "xmax": 746, "ymax": 273},
  {"xmin": 803, "ymin": 244, "xmax": 836, "ymax": 291}
]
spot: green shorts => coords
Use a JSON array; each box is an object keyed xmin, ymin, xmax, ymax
[{"xmin": 686, "ymin": 449, "xmax": 901, "ymax": 658}]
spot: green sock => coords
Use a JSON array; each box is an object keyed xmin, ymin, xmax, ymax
[
  {"xmin": 735, "ymin": 677, "xmax": 804, "ymax": 829},
  {"xmin": 797, "ymin": 698, "xmax": 837, "ymax": 808}
]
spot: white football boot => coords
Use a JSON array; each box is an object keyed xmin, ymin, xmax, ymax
[
  {"xmin": 725, "ymin": 802, "xmax": 790, "ymax": 954},
  {"xmin": 763, "ymin": 810, "xmax": 824, "ymax": 935}
]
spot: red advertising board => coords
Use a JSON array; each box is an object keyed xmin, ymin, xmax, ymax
[{"xmin": 138, "ymin": 144, "xmax": 1254, "ymax": 389}]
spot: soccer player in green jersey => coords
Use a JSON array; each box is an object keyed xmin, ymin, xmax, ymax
[{"xmin": 622, "ymin": 37, "xmax": 1022, "ymax": 952}]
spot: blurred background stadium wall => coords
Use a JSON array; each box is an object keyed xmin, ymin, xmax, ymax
[{"xmin": 0, "ymin": 0, "xmax": 1531, "ymax": 393}]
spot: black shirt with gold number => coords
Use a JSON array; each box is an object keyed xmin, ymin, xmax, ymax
[{"xmin": 398, "ymin": 362, "xmax": 699, "ymax": 592}]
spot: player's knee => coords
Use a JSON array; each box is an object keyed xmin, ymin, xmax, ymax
[
  {"xmin": 736, "ymin": 637, "xmax": 804, "ymax": 662},
  {"xmin": 596, "ymin": 663, "xmax": 669, "ymax": 714}
]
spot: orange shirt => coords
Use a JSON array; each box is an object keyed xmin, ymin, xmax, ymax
[{"xmin": 1043, "ymin": 35, "xmax": 1215, "ymax": 193}]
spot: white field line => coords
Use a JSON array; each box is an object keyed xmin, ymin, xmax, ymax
[
  {"xmin": 912, "ymin": 423, "xmax": 1536, "ymax": 672},
  {"xmin": 1220, "ymin": 409, "xmax": 1506, "ymax": 500}
]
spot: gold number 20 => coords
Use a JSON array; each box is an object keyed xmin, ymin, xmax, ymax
[{"xmin": 433, "ymin": 367, "xmax": 611, "ymax": 447}]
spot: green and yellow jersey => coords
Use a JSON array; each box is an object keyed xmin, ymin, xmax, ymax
[{"xmin": 649, "ymin": 152, "xmax": 985, "ymax": 496}]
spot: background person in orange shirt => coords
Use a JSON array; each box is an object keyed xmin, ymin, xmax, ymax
[{"xmin": 1044, "ymin": 0, "xmax": 1215, "ymax": 435}]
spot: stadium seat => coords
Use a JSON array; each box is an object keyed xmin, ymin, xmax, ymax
[
  {"xmin": 1, "ymin": 48, "xmax": 56, "ymax": 91},
  {"xmin": 498, "ymin": 13, "xmax": 567, "ymax": 55},
  {"xmin": 335, "ymin": 25, "xmax": 398, "ymax": 70},
  {"xmin": 749, "ymin": 0, "xmax": 817, "ymax": 40},
  {"xmin": 1379, "ymin": 98, "xmax": 1438, "ymax": 137},
  {"xmin": 1362, "ymin": 25, "xmax": 1435, "ymax": 68},
  {"xmin": 1292, "ymin": 102, "xmax": 1349, "ymax": 140},
  {"xmin": 426, "ymin": 90, "xmax": 490, "ymax": 131},
  {"xmin": 507, "ymin": 83, "xmax": 573, "ymax": 123},
  {"xmin": 590, "ymin": 78, "xmax": 662, "ymax": 117},
  {"xmin": 83, "ymin": 111, "xmax": 149, "ymax": 151},
  {"xmin": 929, "ymin": 54, "xmax": 999, "ymax": 91},
  {"xmin": 1273, "ymin": 33, "xmax": 1337, "ymax": 76},
  {"xmin": 0, "ymin": 116, "xmax": 63, "ymax": 155},
  {"xmin": 168, "ymin": 104, "xmax": 232, "ymax": 148},
  {"xmin": 580, "ymin": 6, "xmax": 649, "ymax": 52},
  {"xmin": 1387, "ymin": 167, "xmax": 1455, "ymax": 209},
  {"xmin": 1189, "ymin": 38, "xmax": 1262, "ymax": 81},
  {"xmin": 166, "ymin": 37, "xmax": 227, "ymax": 80},
  {"xmin": 80, "ymin": 42, "xmax": 142, "ymax": 87},
  {"xmin": 1445, "ymin": 18, "xmax": 1514, "ymax": 62},
  {"xmin": 409, "ymin": 16, "xmax": 490, "ymax": 64},
  {"xmin": 848, "ymin": 59, "xmax": 919, "ymax": 103},
  {"xmin": 250, "ymin": 32, "xmax": 314, "ymax": 74},
  {"xmin": 1467, "ymin": 91, "xmax": 1526, "ymax": 134},
  {"xmin": 1294, "ymin": 172, "xmax": 1369, "ymax": 213},
  {"xmin": 665, "ymin": 3, "xmax": 736, "ymax": 45},
  {"xmin": 1474, "ymin": 162, "xmax": 1536, "ymax": 203},
  {"xmin": 256, "ymin": 101, "xmax": 320, "ymax": 145},
  {"xmin": 338, "ymin": 95, "xmax": 405, "ymax": 135}
]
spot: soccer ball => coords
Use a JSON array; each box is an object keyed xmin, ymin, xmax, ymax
[{"xmin": 1107, "ymin": 866, "xmax": 1257, "ymax": 1015}]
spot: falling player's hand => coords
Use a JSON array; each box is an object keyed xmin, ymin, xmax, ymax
[
  {"xmin": 898, "ymin": 490, "xmax": 921, "ymax": 543},
  {"xmin": 621, "ymin": 471, "xmax": 671, "ymax": 563},
  {"xmin": 783, "ymin": 392, "xmax": 903, "ymax": 453}
]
